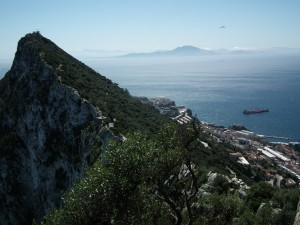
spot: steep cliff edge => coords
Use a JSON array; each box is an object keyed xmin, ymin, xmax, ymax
[
  {"xmin": 0, "ymin": 32, "xmax": 108, "ymax": 225},
  {"xmin": 0, "ymin": 32, "xmax": 166, "ymax": 225},
  {"xmin": 294, "ymin": 201, "xmax": 300, "ymax": 225}
]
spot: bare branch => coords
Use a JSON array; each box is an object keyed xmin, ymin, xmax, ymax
[{"xmin": 156, "ymin": 183, "xmax": 183, "ymax": 225}]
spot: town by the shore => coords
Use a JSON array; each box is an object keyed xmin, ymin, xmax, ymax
[{"xmin": 141, "ymin": 97, "xmax": 300, "ymax": 186}]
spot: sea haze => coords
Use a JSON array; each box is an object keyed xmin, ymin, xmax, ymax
[
  {"xmin": 0, "ymin": 61, "xmax": 12, "ymax": 78},
  {"xmin": 84, "ymin": 53, "xmax": 300, "ymax": 142}
]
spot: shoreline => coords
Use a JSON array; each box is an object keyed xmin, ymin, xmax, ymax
[
  {"xmin": 140, "ymin": 96, "xmax": 297, "ymax": 144},
  {"xmin": 139, "ymin": 97, "xmax": 300, "ymax": 181}
]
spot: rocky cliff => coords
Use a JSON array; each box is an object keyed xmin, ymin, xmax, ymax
[
  {"xmin": 294, "ymin": 201, "xmax": 300, "ymax": 225},
  {"xmin": 0, "ymin": 32, "xmax": 122, "ymax": 225}
]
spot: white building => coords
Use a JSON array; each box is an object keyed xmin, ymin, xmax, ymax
[{"xmin": 264, "ymin": 147, "xmax": 291, "ymax": 162}]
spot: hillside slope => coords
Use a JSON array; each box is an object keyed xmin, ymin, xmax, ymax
[{"xmin": 0, "ymin": 32, "xmax": 168, "ymax": 225}]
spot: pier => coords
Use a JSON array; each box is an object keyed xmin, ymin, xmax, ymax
[{"xmin": 261, "ymin": 135, "xmax": 291, "ymax": 140}]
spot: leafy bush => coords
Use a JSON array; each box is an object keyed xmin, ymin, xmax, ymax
[{"xmin": 41, "ymin": 127, "xmax": 185, "ymax": 225}]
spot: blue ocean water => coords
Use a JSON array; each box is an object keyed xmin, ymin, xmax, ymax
[
  {"xmin": 1, "ymin": 54, "xmax": 299, "ymax": 142},
  {"xmin": 84, "ymin": 54, "xmax": 300, "ymax": 142}
]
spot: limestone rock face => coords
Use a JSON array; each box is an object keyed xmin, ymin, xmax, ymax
[
  {"xmin": 294, "ymin": 201, "xmax": 300, "ymax": 225},
  {"xmin": 0, "ymin": 33, "xmax": 115, "ymax": 225}
]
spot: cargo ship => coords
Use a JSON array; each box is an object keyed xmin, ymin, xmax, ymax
[{"xmin": 243, "ymin": 109, "xmax": 269, "ymax": 114}]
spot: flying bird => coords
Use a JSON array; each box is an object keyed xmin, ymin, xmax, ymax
[{"xmin": 220, "ymin": 26, "xmax": 226, "ymax": 29}]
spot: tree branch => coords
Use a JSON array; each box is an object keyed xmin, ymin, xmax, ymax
[{"xmin": 156, "ymin": 183, "xmax": 183, "ymax": 225}]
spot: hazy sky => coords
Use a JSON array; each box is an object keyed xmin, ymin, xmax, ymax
[{"xmin": 1, "ymin": 0, "xmax": 300, "ymax": 59}]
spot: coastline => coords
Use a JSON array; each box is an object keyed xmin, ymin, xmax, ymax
[
  {"xmin": 88, "ymin": 54, "xmax": 300, "ymax": 143},
  {"xmin": 139, "ymin": 97, "xmax": 300, "ymax": 181}
]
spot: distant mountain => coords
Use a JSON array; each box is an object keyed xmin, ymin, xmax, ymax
[
  {"xmin": 167, "ymin": 45, "xmax": 214, "ymax": 56},
  {"xmin": 121, "ymin": 45, "xmax": 215, "ymax": 57},
  {"xmin": 73, "ymin": 46, "xmax": 300, "ymax": 59},
  {"xmin": 120, "ymin": 45, "xmax": 264, "ymax": 58}
]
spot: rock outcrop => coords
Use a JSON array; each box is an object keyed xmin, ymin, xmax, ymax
[
  {"xmin": 294, "ymin": 200, "xmax": 300, "ymax": 225},
  {"xmin": 0, "ymin": 33, "xmax": 117, "ymax": 225}
]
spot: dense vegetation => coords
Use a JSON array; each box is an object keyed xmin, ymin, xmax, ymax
[{"xmin": 40, "ymin": 123, "xmax": 299, "ymax": 225}]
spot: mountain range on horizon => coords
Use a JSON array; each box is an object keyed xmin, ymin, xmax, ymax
[
  {"xmin": 72, "ymin": 45, "xmax": 300, "ymax": 58},
  {"xmin": 2, "ymin": 45, "xmax": 300, "ymax": 61},
  {"xmin": 1, "ymin": 45, "xmax": 300, "ymax": 79},
  {"xmin": 120, "ymin": 45, "xmax": 251, "ymax": 57}
]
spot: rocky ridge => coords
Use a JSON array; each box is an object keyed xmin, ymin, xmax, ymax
[
  {"xmin": 295, "ymin": 201, "xmax": 300, "ymax": 225},
  {"xmin": 0, "ymin": 33, "xmax": 118, "ymax": 225}
]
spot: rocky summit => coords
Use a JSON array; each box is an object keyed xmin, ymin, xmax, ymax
[
  {"xmin": 0, "ymin": 32, "xmax": 166, "ymax": 225},
  {"xmin": 0, "ymin": 32, "xmax": 108, "ymax": 225}
]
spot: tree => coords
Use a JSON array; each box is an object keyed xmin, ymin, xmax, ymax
[
  {"xmin": 41, "ymin": 125, "xmax": 201, "ymax": 225},
  {"xmin": 255, "ymin": 203, "xmax": 274, "ymax": 225},
  {"xmin": 212, "ymin": 174, "xmax": 231, "ymax": 195},
  {"xmin": 233, "ymin": 209, "xmax": 256, "ymax": 225},
  {"xmin": 195, "ymin": 194, "xmax": 242, "ymax": 225},
  {"xmin": 271, "ymin": 188, "xmax": 300, "ymax": 225},
  {"xmin": 245, "ymin": 182, "xmax": 275, "ymax": 212}
]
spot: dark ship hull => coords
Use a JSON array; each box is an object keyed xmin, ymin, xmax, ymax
[{"xmin": 243, "ymin": 109, "xmax": 269, "ymax": 114}]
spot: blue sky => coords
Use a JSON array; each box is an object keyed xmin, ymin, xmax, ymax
[{"xmin": 1, "ymin": 0, "xmax": 300, "ymax": 59}]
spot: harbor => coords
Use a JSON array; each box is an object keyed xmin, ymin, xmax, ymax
[
  {"xmin": 141, "ymin": 97, "xmax": 300, "ymax": 183},
  {"xmin": 201, "ymin": 122, "xmax": 300, "ymax": 182},
  {"xmin": 261, "ymin": 135, "xmax": 291, "ymax": 140}
]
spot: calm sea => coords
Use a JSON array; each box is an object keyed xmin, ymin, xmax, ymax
[
  {"xmin": 1, "ymin": 54, "xmax": 299, "ymax": 142},
  {"xmin": 84, "ymin": 54, "xmax": 300, "ymax": 142}
]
